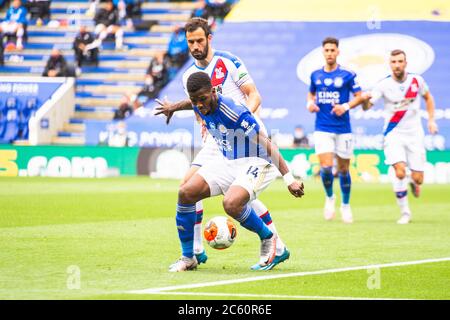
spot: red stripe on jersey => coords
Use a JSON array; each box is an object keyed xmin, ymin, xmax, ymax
[{"xmin": 390, "ymin": 110, "xmax": 407, "ymax": 123}]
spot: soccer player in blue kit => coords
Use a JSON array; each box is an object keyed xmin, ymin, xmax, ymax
[
  {"xmin": 307, "ymin": 37, "xmax": 364, "ymax": 223},
  {"xmin": 157, "ymin": 72, "xmax": 305, "ymax": 272}
]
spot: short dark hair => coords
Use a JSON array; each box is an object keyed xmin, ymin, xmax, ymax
[
  {"xmin": 185, "ymin": 17, "xmax": 211, "ymax": 37},
  {"xmin": 322, "ymin": 37, "xmax": 339, "ymax": 47},
  {"xmin": 391, "ymin": 49, "xmax": 406, "ymax": 57},
  {"xmin": 186, "ymin": 72, "xmax": 212, "ymax": 94}
]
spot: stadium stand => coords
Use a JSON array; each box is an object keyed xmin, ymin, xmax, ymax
[{"xmin": 0, "ymin": 0, "xmax": 200, "ymax": 145}]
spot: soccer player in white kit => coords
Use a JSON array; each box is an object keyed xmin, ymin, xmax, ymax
[
  {"xmin": 155, "ymin": 18, "xmax": 289, "ymax": 269},
  {"xmin": 362, "ymin": 49, "xmax": 438, "ymax": 224}
]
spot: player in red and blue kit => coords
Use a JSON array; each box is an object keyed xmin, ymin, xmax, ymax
[{"xmin": 307, "ymin": 37, "xmax": 364, "ymax": 223}]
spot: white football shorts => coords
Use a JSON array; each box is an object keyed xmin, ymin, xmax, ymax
[
  {"xmin": 313, "ymin": 131, "xmax": 354, "ymax": 159},
  {"xmin": 384, "ymin": 132, "xmax": 426, "ymax": 172},
  {"xmin": 197, "ymin": 156, "xmax": 279, "ymax": 202}
]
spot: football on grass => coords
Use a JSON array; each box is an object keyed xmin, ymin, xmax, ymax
[{"xmin": 203, "ymin": 216, "xmax": 237, "ymax": 250}]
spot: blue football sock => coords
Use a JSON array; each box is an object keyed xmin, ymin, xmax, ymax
[
  {"xmin": 339, "ymin": 171, "xmax": 352, "ymax": 205},
  {"xmin": 236, "ymin": 205, "xmax": 273, "ymax": 240},
  {"xmin": 320, "ymin": 166, "xmax": 334, "ymax": 198},
  {"xmin": 176, "ymin": 203, "xmax": 196, "ymax": 258}
]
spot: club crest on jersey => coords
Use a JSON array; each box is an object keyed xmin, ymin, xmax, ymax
[
  {"xmin": 218, "ymin": 124, "xmax": 228, "ymax": 135},
  {"xmin": 334, "ymin": 77, "xmax": 343, "ymax": 88},
  {"xmin": 404, "ymin": 77, "xmax": 419, "ymax": 99},
  {"xmin": 324, "ymin": 78, "xmax": 333, "ymax": 86},
  {"xmin": 211, "ymin": 59, "xmax": 228, "ymax": 88}
]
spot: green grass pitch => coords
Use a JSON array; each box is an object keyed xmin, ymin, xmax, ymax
[{"xmin": 0, "ymin": 177, "xmax": 449, "ymax": 300}]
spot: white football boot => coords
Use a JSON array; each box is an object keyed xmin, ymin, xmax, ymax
[
  {"xmin": 397, "ymin": 212, "xmax": 412, "ymax": 225},
  {"xmin": 340, "ymin": 204, "xmax": 353, "ymax": 224},
  {"xmin": 168, "ymin": 256, "xmax": 198, "ymax": 272},
  {"xmin": 324, "ymin": 195, "xmax": 336, "ymax": 220}
]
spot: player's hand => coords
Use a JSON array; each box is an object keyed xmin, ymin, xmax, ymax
[
  {"xmin": 154, "ymin": 97, "xmax": 175, "ymax": 124},
  {"xmin": 331, "ymin": 103, "xmax": 349, "ymax": 117},
  {"xmin": 428, "ymin": 120, "xmax": 438, "ymax": 134},
  {"xmin": 288, "ymin": 181, "xmax": 304, "ymax": 198},
  {"xmin": 361, "ymin": 91, "xmax": 372, "ymax": 101},
  {"xmin": 361, "ymin": 92, "xmax": 372, "ymax": 111},
  {"xmin": 307, "ymin": 102, "xmax": 320, "ymax": 113}
]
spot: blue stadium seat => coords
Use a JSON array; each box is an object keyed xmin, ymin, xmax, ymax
[
  {"xmin": 0, "ymin": 104, "xmax": 5, "ymax": 138},
  {"xmin": 0, "ymin": 99, "xmax": 19, "ymax": 143},
  {"xmin": 19, "ymin": 98, "xmax": 38, "ymax": 139}
]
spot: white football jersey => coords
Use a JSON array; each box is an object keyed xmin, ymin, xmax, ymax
[
  {"xmin": 370, "ymin": 73, "xmax": 429, "ymax": 136},
  {"xmin": 182, "ymin": 50, "xmax": 253, "ymax": 105}
]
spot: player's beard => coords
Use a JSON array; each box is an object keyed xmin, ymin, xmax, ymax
[
  {"xmin": 393, "ymin": 70, "xmax": 405, "ymax": 81},
  {"xmin": 190, "ymin": 42, "xmax": 209, "ymax": 61}
]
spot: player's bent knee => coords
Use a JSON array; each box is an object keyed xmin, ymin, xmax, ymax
[
  {"xmin": 395, "ymin": 169, "xmax": 406, "ymax": 179},
  {"xmin": 412, "ymin": 174, "xmax": 424, "ymax": 185},
  {"xmin": 320, "ymin": 166, "xmax": 333, "ymax": 174},
  {"xmin": 222, "ymin": 197, "xmax": 243, "ymax": 218},
  {"xmin": 178, "ymin": 185, "xmax": 198, "ymax": 204}
]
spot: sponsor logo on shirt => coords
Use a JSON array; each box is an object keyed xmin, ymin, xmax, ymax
[
  {"xmin": 238, "ymin": 72, "xmax": 248, "ymax": 80},
  {"xmin": 213, "ymin": 137, "xmax": 232, "ymax": 152},
  {"xmin": 317, "ymin": 91, "xmax": 340, "ymax": 104}
]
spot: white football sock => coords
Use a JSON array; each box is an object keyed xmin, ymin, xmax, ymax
[
  {"xmin": 251, "ymin": 199, "xmax": 286, "ymax": 255},
  {"xmin": 392, "ymin": 176, "xmax": 411, "ymax": 214},
  {"xmin": 193, "ymin": 201, "xmax": 204, "ymax": 254}
]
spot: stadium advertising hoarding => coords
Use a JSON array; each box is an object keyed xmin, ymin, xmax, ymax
[
  {"xmin": 0, "ymin": 78, "xmax": 63, "ymax": 111},
  {"xmin": 85, "ymin": 112, "xmax": 202, "ymax": 148},
  {"xmin": 0, "ymin": 145, "xmax": 139, "ymax": 178},
  {"xmin": 1, "ymin": 145, "xmax": 450, "ymax": 183}
]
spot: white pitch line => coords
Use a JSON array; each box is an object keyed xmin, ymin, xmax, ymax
[
  {"xmin": 127, "ymin": 256, "xmax": 450, "ymax": 294},
  {"xmin": 136, "ymin": 291, "xmax": 415, "ymax": 300}
]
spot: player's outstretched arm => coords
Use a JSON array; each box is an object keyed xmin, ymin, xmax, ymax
[
  {"xmin": 256, "ymin": 132, "xmax": 305, "ymax": 198},
  {"xmin": 154, "ymin": 98, "xmax": 193, "ymax": 124},
  {"xmin": 424, "ymin": 91, "xmax": 438, "ymax": 134}
]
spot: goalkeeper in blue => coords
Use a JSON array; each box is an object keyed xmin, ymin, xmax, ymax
[{"xmin": 155, "ymin": 72, "xmax": 305, "ymax": 272}]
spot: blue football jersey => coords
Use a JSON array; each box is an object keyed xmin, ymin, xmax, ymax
[
  {"xmin": 193, "ymin": 94, "xmax": 269, "ymax": 162},
  {"xmin": 309, "ymin": 65, "xmax": 361, "ymax": 134}
]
